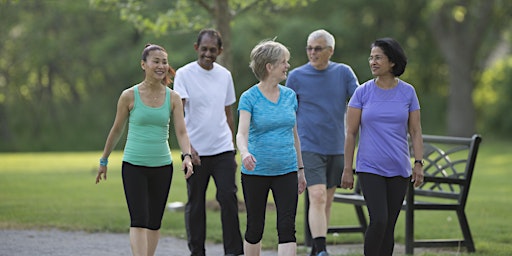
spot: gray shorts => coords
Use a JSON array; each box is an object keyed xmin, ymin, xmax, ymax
[{"xmin": 302, "ymin": 152, "xmax": 344, "ymax": 189}]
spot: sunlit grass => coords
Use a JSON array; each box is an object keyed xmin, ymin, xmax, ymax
[{"xmin": 1, "ymin": 138, "xmax": 511, "ymax": 255}]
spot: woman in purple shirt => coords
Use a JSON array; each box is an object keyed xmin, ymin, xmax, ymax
[{"xmin": 341, "ymin": 38, "xmax": 424, "ymax": 256}]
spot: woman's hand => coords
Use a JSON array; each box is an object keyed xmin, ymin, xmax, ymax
[
  {"xmin": 297, "ymin": 169, "xmax": 307, "ymax": 194},
  {"xmin": 411, "ymin": 165, "xmax": 424, "ymax": 188},
  {"xmin": 241, "ymin": 152, "xmax": 256, "ymax": 171},
  {"xmin": 96, "ymin": 165, "xmax": 107, "ymax": 184}
]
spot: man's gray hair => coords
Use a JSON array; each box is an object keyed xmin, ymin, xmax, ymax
[{"xmin": 307, "ymin": 29, "xmax": 335, "ymax": 49}]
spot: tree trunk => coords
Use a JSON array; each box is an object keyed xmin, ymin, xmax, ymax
[
  {"xmin": 0, "ymin": 104, "xmax": 12, "ymax": 150},
  {"xmin": 428, "ymin": 0, "xmax": 494, "ymax": 136},
  {"xmin": 446, "ymin": 60, "xmax": 475, "ymax": 137},
  {"xmin": 214, "ymin": 0, "xmax": 233, "ymax": 71}
]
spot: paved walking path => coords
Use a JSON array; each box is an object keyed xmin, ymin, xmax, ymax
[
  {"xmin": 0, "ymin": 229, "xmax": 457, "ymax": 255},
  {"xmin": 0, "ymin": 229, "xmax": 361, "ymax": 256}
]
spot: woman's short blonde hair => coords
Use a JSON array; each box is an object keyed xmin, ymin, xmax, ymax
[{"xmin": 249, "ymin": 40, "xmax": 290, "ymax": 81}]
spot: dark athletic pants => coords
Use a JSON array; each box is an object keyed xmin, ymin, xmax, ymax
[
  {"xmin": 358, "ymin": 172, "xmax": 409, "ymax": 256},
  {"xmin": 242, "ymin": 172, "xmax": 298, "ymax": 245},
  {"xmin": 122, "ymin": 162, "xmax": 173, "ymax": 230},
  {"xmin": 185, "ymin": 151, "xmax": 243, "ymax": 256}
]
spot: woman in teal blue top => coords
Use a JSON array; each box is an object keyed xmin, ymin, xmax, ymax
[
  {"xmin": 236, "ymin": 40, "xmax": 307, "ymax": 256},
  {"xmin": 95, "ymin": 44, "xmax": 193, "ymax": 256}
]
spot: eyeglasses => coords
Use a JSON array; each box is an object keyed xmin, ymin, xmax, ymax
[
  {"xmin": 368, "ymin": 55, "xmax": 386, "ymax": 62},
  {"xmin": 306, "ymin": 46, "xmax": 329, "ymax": 53}
]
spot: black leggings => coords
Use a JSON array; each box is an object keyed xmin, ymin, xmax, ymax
[
  {"xmin": 358, "ymin": 172, "xmax": 409, "ymax": 256},
  {"xmin": 242, "ymin": 172, "xmax": 298, "ymax": 244},
  {"xmin": 122, "ymin": 162, "xmax": 173, "ymax": 230}
]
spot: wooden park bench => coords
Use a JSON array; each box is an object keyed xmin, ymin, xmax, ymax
[{"xmin": 305, "ymin": 134, "xmax": 482, "ymax": 254}]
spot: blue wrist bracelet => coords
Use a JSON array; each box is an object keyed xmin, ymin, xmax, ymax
[{"xmin": 99, "ymin": 158, "xmax": 108, "ymax": 166}]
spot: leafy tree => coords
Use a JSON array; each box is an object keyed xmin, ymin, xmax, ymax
[
  {"xmin": 270, "ymin": 0, "xmax": 448, "ymax": 134},
  {"xmin": 89, "ymin": 0, "xmax": 317, "ymax": 71},
  {"xmin": 0, "ymin": 0, "xmax": 20, "ymax": 146},
  {"xmin": 274, "ymin": 0, "xmax": 512, "ymax": 136},
  {"xmin": 427, "ymin": 0, "xmax": 512, "ymax": 136},
  {"xmin": 475, "ymin": 56, "xmax": 512, "ymax": 138},
  {"xmin": 0, "ymin": 1, "xmax": 144, "ymax": 151},
  {"xmin": 2, "ymin": 0, "xmax": 512, "ymax": 152}
]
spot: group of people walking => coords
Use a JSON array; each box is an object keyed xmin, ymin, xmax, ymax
[{"xmin": 95, "ymin": 27, "xmax": 424, "ymax": 256}]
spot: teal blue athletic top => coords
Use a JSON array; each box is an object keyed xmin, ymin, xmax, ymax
[
  {"xmin": 123, "ymin": 85, "xmax": 172, "ymax": 167},
  {"xmin": 237, "ymin": 84, "xmax": 298, "ymax": 176}
]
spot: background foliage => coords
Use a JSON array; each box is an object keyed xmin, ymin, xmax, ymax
[{"xmin": 1, "ymin": 0, "xmax": 511, "ymax": 152}]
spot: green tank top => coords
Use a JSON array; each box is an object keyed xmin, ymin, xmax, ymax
[{"xmin": 123, "ymin": 85, "xmax": 172, "ymax": 167}]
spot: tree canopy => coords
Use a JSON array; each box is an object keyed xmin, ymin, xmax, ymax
[
  {"xmin": 90, "ymin": 0, "xmax": 317, "ymax": 71},
  {"xmin": 1, "ymin": 0, "xmax": 511, "ymax": 151}
]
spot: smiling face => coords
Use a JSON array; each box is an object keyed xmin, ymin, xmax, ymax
[
  {"xmin": 194, "ymin": 34, "xmax": 222, "ymax": 70},
  {"xmin": 268, "ymin": 54, "xmax": 290, "ymax": 82},
  {"xmin": 369, "ymin": 46, "xmax": 395, "ymax": 77},
  {"xmin": 307, "ymin": 37, "xmax": 333, "ymax": 70},
  {"xmin": 141, "ymin": 50, "xmax": 169, "ymax": 81}
]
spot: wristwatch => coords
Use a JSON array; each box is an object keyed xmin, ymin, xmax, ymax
[
  {"xmin": 181, "ymin": 153, "xmax": 192, "ymax": 161},
  {"xmin": 414, "ymin": 159, "xmax": 424, "ymax": 166}
]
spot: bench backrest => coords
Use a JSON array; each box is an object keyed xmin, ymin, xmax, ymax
[{"xmin": 411, "ymin": 134, "xmax": 482, "ymax": 206}]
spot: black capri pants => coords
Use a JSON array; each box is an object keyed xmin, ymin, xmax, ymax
[
  {"xmin": 358, "ymin": 172, "xmax": 409, "ymax": 256},
  {"xmin": 242, "ymin": 172, "xmax": 298, "ymax": 244},
  {"xmin": 122, "ymin": 161, "xmax": 173, "ymax": 230}
]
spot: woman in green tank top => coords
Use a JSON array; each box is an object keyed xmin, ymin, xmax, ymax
[{"xmin": 95, "ymin": 44, "xmax": 194, "ymax": 256}]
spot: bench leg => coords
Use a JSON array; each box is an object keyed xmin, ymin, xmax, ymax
[
  {"xmin": 457, "ymin": 209, "xmax": 476, "ymax": 252},
  {"xmin": 355, "ymin": 205, "xmax": 368, "ymax": 232}
]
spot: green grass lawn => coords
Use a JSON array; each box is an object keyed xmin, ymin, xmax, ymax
[{"xmin": 1, "ymin": 139, "xmax": 511, "ymax": 255}]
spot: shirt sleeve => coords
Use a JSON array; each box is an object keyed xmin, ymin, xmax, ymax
[
  {"xmin": 348, "ymin": 83, "xmax": 365, "ymax": 109},
  {"xmin": 238, "ymin": 89, "xmax": 253, "ymax": 114},
  {"xmin": 225, "ymin": 71, "xmax": 236, "ymax": 106},
  {"xmin": 409, "ymin": 86, "xmax": 421, "ymax": 112},
  {"xmin": 173, "ymin": 69, "xmax": 189, "ymax": 99}
]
